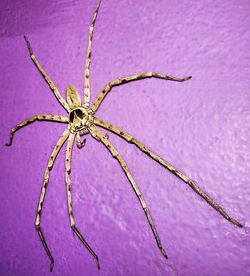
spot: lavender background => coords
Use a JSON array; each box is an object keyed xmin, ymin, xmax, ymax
[{"xmin": 1, "ymin": 0, "xmax": 250, "ymax": 275}]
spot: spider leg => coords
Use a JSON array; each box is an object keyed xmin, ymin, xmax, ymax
[
  {"xmin": 65, "ymin": 133, "xmax": 100, "ymax": 270},
  {"xmin": 24, "ymin": 35, "xmax": 70, "ymax": 112},
  {"xmin": 93, "ymin": 117, "xmax": 243, "ymax": 228},
  {"xmin": 5, "ymin": 114, "xmax": 68, "ymax": 146},
  {"xmin": 36, "ymin": 128, "xmax": 70, "ymax": 272},
  {"xmin": 89, "ymin": 125, "xmax": 168, "ymax": 259},
  {"xmin": 83, "ymin": 0, "xmax": 102, "ymax": 108},
  {"xmin": 91, "ymin": 71, "xmax": 192, "ymax": 112}
]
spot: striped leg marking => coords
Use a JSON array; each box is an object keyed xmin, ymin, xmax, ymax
[
  {"xmin": 94, "ymin": 117, "xmax": 243, "ymax": 228},
  {"xmin": 91, "ymin": 71, "xmax": 192, "ymax": 112},
  {"xmin": 35, "ymin": 128, "xmax": 70, "ymax": 272},
  {"xmin": 6, "ymin": 114, "xmax": 68, "ymax": 146},
  {"xmin": 83, "ymin": 0, "xmax": 102, "ymax": 108},
  {"xmin": 24, "ymin": 36, "xmax": 70, "ymax": 112},
  {"xmin": 89, "ymin": 125, "xmax": 168, "ymax": 259},
  {"xmin": 65, "ymin": 133, "xmax": 100, "ymax": 270}
]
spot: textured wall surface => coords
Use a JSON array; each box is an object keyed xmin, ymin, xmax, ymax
[{"xmin": 1, "ymin": 0, "xmax": 250, "ymax": 275}]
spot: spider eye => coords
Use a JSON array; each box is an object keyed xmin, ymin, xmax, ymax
[
  {"xmin": 69, "ymin": 112, "xmax": 75, "ymax": 122},
  {"xmin": 69, "ymin": 109, "xmax": 85, "ymax": 123},
  {"xmin": 75, "ymin": 109, "xmax": 84, "ymax": 119}
]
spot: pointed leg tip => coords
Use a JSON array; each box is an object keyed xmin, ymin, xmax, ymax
[
  {"xmin": 50, "ymin": 261, "xmax": 54, "ymax": 272},
  {"xmin": 5, "ymin": 136, "xmax": 13, "ymax": 146},
  {"xmin": 23, "ymin": 35, "xmax": 33, "ymax": 55},
  {"xmin": 184, "ymin": 76, "xmax": 192, "ymax": 81},
  {"xmin": 96, "ymin": 258, "xmax": 100, "ymax": 270},
  {"xmin": 229, "ymin": 217, "xmax": 243, "ymax": 228},
  {"xmin": 236, "ymin": 222, "xmax": 243, "ymax": 228},
  {"xmin": 161, "ymin": 248, "xmax": 168, "ymax": 259}
]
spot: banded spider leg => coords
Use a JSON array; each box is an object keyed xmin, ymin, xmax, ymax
[
  {"xmin": 66, "ymin": 133, "xmax": 100, "ymax": 269},
  {"xmin": 23, "ymin": 35, "xmax": 70, "ymax": 112},
  {"xmin": 92, "ymin": 117, "xmax": 243, "ymax": 228},
  {"xmin": 36, "ymin": 128, "xmax": 70, "ymax": 272},
  {"xmin": 5, "ymin": 115, "xmax": 68, "ymax": 146},
  {"xmin": 91, "ymin": 71, "xmax": 192, "ymax": 112},
  {"xmin": 84, "ymin": 0, "xmax": 102, "ymax": 107},
  {"xmin": 89, "ymin": 126, "xmax": 168, "ymax": 259}
]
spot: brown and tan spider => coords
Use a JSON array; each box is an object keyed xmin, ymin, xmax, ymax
[{"xmin": 6, "ymin": 0, "xmax": 243, "ymax": 272}]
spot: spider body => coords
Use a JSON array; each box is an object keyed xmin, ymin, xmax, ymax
[{"xmin": 6, "ymin": 0, "xmax": 242, "ymax": 272}]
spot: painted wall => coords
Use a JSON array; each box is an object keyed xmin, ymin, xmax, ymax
[{"xmin": 1, "ymin": 0, "xmax": 249, "ymax": 275}]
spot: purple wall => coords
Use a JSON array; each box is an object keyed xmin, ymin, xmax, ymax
[{"xmin": 1, "ymin": 0, "xmax": 250, "ymax": 275}]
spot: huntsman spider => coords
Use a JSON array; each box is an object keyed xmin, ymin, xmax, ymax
[{"xmin": 6, "ymin": 0, "xmax": 243, "ymax": 272}]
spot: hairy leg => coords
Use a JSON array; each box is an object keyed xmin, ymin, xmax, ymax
[
  {"xmin": 65, "ymin": 133, "xmax": 100, "ymax": 269},
  {"xmin": 89, "ymin": 125, "xmax": 168, "ymax": 259},
  {"xmin": 94, "ymin": 117, "xmax": 243, "ymax": 228},
  {"xmin": 83, "ymin": 0, "xmax": 102, "ymax": 108},
  {"xmin": 6, "ymin": 114, "xmax": 68, "ymax": 146},
  {"xmin": 91, "ymin": 71, "xmax": 191, "ymax": 112},
  {"xmin": 24, "ymin": 36, "xmax": 70, "ymax": 112},
  {"xmin": 36, "ymin": 128, "xmax": 70, "ymax": 272}
]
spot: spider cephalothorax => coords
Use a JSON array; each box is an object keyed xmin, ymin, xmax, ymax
[
  {"xmin": 68, "ymin": 106, "xmax": 93, "ymax": 149},
  {"xmin": 6, "ymin": 0, "xmax": 242, "ymax": 272},
  {"xmin": 69, "ymin": 106, "xmax": 93, "ymax": 133},
  {"xmin": 67, "ymin": 85, "xmax": 94, "ymax": 148},
  {"xmin": 67, "ymin": 85, "xmax": 91, "ymax": 129}
]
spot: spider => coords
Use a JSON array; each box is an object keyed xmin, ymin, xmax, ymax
[{"xmin": 6, "ymin": 0, "xmax": 243, "ymax": 272}]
